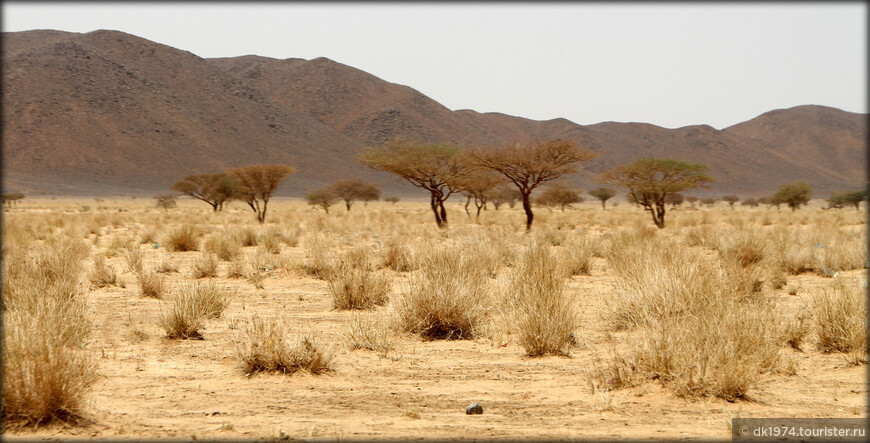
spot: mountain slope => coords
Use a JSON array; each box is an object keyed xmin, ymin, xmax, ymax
[{"xmin": 2, "ymin": 29, "xmax": 866, "ymax": 197}]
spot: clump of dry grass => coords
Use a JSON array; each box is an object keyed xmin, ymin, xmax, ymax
[
  {"xmin": 155, "ymin": 258, "xmax": 179, "ymax": 274},
  {"xmin": 345, "ymin": 314, "xmax": 396, "ymax": 357},
  {"xmin": 382, "ymin": 237, "xmax": 419, "ymax": 272},
  {"xmin": 393, "ymin": 245, "xmax": 491, "ymax": 340},
  {"xmin": 813, "ymin": 278, "xmax": 867, "ymax": 364},
  {"xmin": 137, "ymin": 269, "xmax": 167, "ymax": 299},
  {"xmin": 158, "ymin": 282, "xmax": 231, "ymax": 339},
  {"xmin": 328, "ymin": 247, "xmax": 392, "ymax": 310},
  {"xmin": 203, "ymin": 232, "xmax": 242, "ymax": 261},
  {"xmin": 88, "ymin": 254, "xmax": 120, "ymax": 288},
  {"xmin": 234, "ymin": 316, "xmax": 333, "ymax": 375},
  {"xmin": 164, "ymin": 225, "xmax": 200, "ymax": 252},
  {"xmin": 2, "ymin": 237, "xmax": 97, "ymax": 428},
  {"xmin": 598, "ymin": 234, "xmax": 781, "ymax": 400},
  {"xmin": 780, "ymin": 311, "xmax": 810, "ymax": 351},
  {"xmin": 299, "ymin": 234, "xmax": 337, "ymax": 279},
  {"xmin": 508, "ymin": 241, "xmax": 578, "ymax": 357},
  {"xmin": 559, "ymin": 236, "xmax": 598, "ymax": 276},
  {"xmin": 227, "ymin": 255, "xmax": 247, "ymax": 279},
  {"xmin": 124, "ymin": 248, "xmax": 144, "ymax": 275},
  {"xmin": 191, "ymin": 252, "xmax": 218, "ymax": 278},
  {"xmin": 233, "ymin": 227, "xmax": 258, "ymax": 247}
]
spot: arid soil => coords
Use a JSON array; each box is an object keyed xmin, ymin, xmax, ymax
[{"xmin": 2, "ymin": 198, "xmax": 866, "ymax": 441}]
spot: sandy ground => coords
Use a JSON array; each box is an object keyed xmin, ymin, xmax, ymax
[
  {"xmin": 4, "ymin": 258, "xmax": 866, "ymax": 440},
  {"xmin": 2, "ymin": 201, "xmax": 867, "ymax": 441}
]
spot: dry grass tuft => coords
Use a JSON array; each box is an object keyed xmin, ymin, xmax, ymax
[
  {"xmin": 234, "ymin": 316, "xmax": 334, "ymax": 375},
  {"xmin": 813, "ymin": 278, "xmax": 867, "ymax": 364},
  {"xmin": 344, "ymin": 314, "xmax": 396, "ymax": 357},
  {"xmin": 191, "ymin": 252, "xmax": 218, "ymax": 279},
  {"xmin": 158, "ymin": 282, "xmax": 231, "ymax": 339},
  {"xmin": 508, "ymin": 241, "xmax": 578, "ymax": 357},
  {"xmin": 203, "ymin": 232, "xmax": 242, "ymax": 261},
  {"xmin": 137, "ymin": 269, "xmax": 167, "ymax": 299},
  {"xmin": 123, "ymin": 248, "xmax": 144, "ymax": 275},
  {"xmin": 382, "ymin": 237, "xmax": 418, "ymax": 272},
  {"xmin": 393, "ymin": 245, "xmax": 491, "ymax": 340},
  {"xmin": 164, "ymin": 225, "xmax": 200, "ymax": 252},
  {"xmin": 88, "ymin": 254, "xmax": 120, "ymax": 288},
  {"xmin": 328, "ymin": 248, "xmax": 392, "ymax": 310}
]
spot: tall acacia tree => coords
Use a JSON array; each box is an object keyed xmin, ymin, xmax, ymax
[
  {"xmin": 358, "ymin": 141, "xmax": 467, "ymax": 228},
  {"xmin": 589, "ymin": 187, "xmax": 616, "ymax": 210},
  {"xmin": 455, "ymin": 169, "xmax": 504, "ymax": 220},
  {"xmin": 229, "ymin": 164, "xmax": 294, "ymax": 224},
  {"xmin": 772, "ymin": 182, "xmax": 813, "ymax": 212},
  {"xmin": 329, "ymin": 180, "xmax": 381, "ymax": 211},
  {"xmin": 599, "ymin": 157, "xmax": 714, "ymax": 228},
  {"xmin": 172, "ymin": 173, "xmax": 243, "ymax": 212},
  {"xmin": 470, "ymin": 140, "xmax": 597, "ymax": 231}
]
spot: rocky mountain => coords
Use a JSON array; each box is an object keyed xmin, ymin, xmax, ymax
[{"xmin": 3, "ymin": 29, "xmax": 866, "ymax": 198}]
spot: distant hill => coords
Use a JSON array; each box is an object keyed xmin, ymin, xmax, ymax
[{"xmin": 3, "ymin": 29, "xmax": 866, "ymax": 197}]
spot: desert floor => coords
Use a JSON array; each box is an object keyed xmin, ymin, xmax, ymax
[{"xmin": 2, "ymin": 197, "xmax": 866, "ymax": 441}]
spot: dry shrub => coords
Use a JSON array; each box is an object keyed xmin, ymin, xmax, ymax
[
  {"xmin": 599, "ymin": 235, "xmax": 781, "ymax": 400},
  {"xmin": 203, "ymin": 232, "xmax": 242, "ymax": 261},
  {"xmin": 227, "ymin": 255, "xmax": 246, "ymax": 279},
  {"xmin": 559, "ymin": 236, "xmax": 597, "ymax": 276},
  {"xmin": 393, "ymin": 245, "xmax": 490, "ymax": 340},
  {"xmin": 382, "ymin": 237, "xmax": 419, "ymax": 272},
  {"xmin": 780, "ymin": 311, "xmax": 810, "ymax": 351},
  {"xmin": 714, "ymin": 227, "xmax": 767, "ymax": 268},
  {"xmin": 259, "ymin": 226, "xmax": 284, "ymax": 254},
  {"xmin": 191, "ymin": 252, "xmax": 218, "ymax": 279},
  {"xmin": 137, "ymin": 269, "xmax": 167, "ymax": 299},
  {"xmin": 234, "ymin": 316, "xmax": 333, "ymax": 375},
  {"xmin": 812, "ymin": 229, "xmax": 866, "ymax": 277},
  {"xmin": 155, "ymin": 258, "xmax": 179, "ymax": 274},
  {"xmin": 2, "ymin": 238, "xmax": 97, "ymax": 428},
  {"xmin": 813, "ymin": 278, "xmax": 867, "ymax": 364},
  {"xmin": 345, "ymin": 314, "xmax": 396, "ymax": 357},
  {"xmin": 328, "ymin": 248, "xmax": 392, "ymax": 310},
  {"xmin": 123, "ymin": 248, "xmax": 144, "ymax": 275},
  {"xmin": 137, "ymin": 227, "xmax": 158, "ymax": 245},
  {"xmin": 300, "ymin": 234, "xmax": 337, "ymax": 279},
  {"xmin": 88, "ymin": 254, "xmax": 119, "ymax": 288},
  {"xmin": 164, "ymin": 225, "xmax": 200, "ymax": 252},
  {"xmin": 508, "ymin": 241, "xmax": 578, "ymax": 357},
  {"xmin": 158, "ymin": 282, "xmax": 230, "ymax": 339},
  {"xmin": 533, "ymin": 225, "xmax": 567, "ymax": 246},
  {"xmin": 233, "ymin": 227, "xmax": 258, "ymax": 247}
]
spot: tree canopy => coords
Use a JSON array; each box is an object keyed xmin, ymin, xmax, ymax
[
  {"xmin": 358, "ymin": 141, "xmax": 467, "ymax": 228},
  {"xmin": 772, "ymin": 182, "xmax": 812, "ymax": 212},
  {"xmin": 172, "ymin": 172, "xmax": 243, "ymax": 212},
  {"xmin": 229, "ymin": 164, "xmax": 294, "ymax": 223},
  {"xmin": 470, "ymin": 139, "xmax": 597, "ymax": 230},
  {"xmin": 599, "ymin": 157, "xmax": 714, "ymax": 228},
  {"xmin": 589, "ymin": 187, "xmax": 616, "ymax": 210}
]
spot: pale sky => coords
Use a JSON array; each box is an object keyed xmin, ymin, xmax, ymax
[{"xmin": 3, "ymin": 2, "xmax": 866, "ymax": 129}]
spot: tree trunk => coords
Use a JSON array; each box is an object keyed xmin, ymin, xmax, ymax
[
  {"xmin": 522, "ymin": 193, "xmax": 534, "ymax": 232},
  {"xmin": 430, "ymin": 193, "xmax": 444, "ymax": 228},
  {"xmin": 439, "ymin": 199, "xmax": 448, "ymax": 227},
  {"xmin": 345, "ymin": 199, "xmax": 352, "ymax": 211},
  {"xmin": 651, "ymin": 202, "xmax": 666, "ymax": 228},
  {"xmin": 464, "ymin": 195, "xmax": 471, "ymax": 217},
  {"xmin": 601, "ymin": 200, "xmax": 606, "ymax": 210}
]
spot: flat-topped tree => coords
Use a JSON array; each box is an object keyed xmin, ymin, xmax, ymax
[
  {"xmin": 305, "ymin": 187, "xmax": 339, "ymax": 214},
  {"xmin": 828, "ymin": 190, "xmax": 867, "ymax": 210},
  {"xmin": 772, "ymin": 182, "xmax": 812, "ymax": 212},
  {"xmin": 2, "ymin": 192, "xmax": 25, "ymax": 208},
  {"xmin": 229, "ymin": 164, "xmax": 294, "ymax": 223},
  {"xmin": 589, "ymin": 187, "xmax": 616, "ymax": 210},
  {"xmin": 722, "ymin": 194, "xmax": 739, "ymax": 209},
  {"xmin": 536, "ymin": 181, "xmax": 582, "ymax": 211},
  {"xmin": 329, "ymin": 180, "xmax": 381, "ymax": 211},
  {"xmin": 358, "ymin": 141, "xmax": 467, "ymax": 228},
  {"xmin": 172, "ymin": 173, "xmax": 243, "ymax": 212},
  {"xmin": 600, "ymin": 157, "xmax": 714, "ymax": 228},
  {"xmin": 455, "ymin": 169, "xmax": 504, "ymax": 220},
  {"xmin": 470, "ymin": 140, "xmax": 597, "ymax": 231}
]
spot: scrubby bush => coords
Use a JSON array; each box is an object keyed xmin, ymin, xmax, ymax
[
  {"xmin": 394, "ymin": 245, "xmax": 491, "ymax": 340},
  {"xmin": 137, "ymin": 270, "xmax": 167, "ymax": 299},
  {"xmin": 203, "ymin": 232, "xmax": 242, "ymax": 261},
  {"xmin": 89, "ymin": 254, "xmax": 120, "ymax": 288},
  {"xmin": 159, "ymin": 282, "xmax": 231, "ymax": 339},
  {"xmin": 328, "ymin": 248, "xmax": 392, "ymax": 310},
  {"xmin": 234, "ymin": 316, "xmax": 333, "ymax": 375},
  {"xmin": 813, "ymin": 279, "xmax": 867, "ymax": 364},
  {"xmin": 164, "ymin": 225, "xmax": 200, "ymax": 252},
  {"xmin": 508, "ymin": 241, "xmax": 578, "ymax": 357}
]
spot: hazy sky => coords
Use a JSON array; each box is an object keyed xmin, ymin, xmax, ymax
[{"xmin": 3, "ymin": 2, "xmax": 866, "ymax": 129}]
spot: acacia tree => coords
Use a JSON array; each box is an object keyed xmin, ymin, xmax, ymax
[
  {"xmin": 154, "ymin": 194, "xmax": 178, "ymax": 211},
  {"xmin": 741, "ymin": 198, "xmax": 759, "ymax": 208},
  {"xmin": 827, "ymin": 190, "xmax": 866, "ymax": 210},
  {"xmin": 229, "ymin": 164, "xmax": 294, "ymax": 223},
  {"xmin": 772, "ymin": 182, "xmax": 812, "ymax": 212},
  {"xmin": 172, "ymin": 173, "xmax": 243, "ymax": 212},
  {"xmin": 470, "ymin": 140, "xmax": 597, "ymax": 231},
  {"xmin": 722, "ymin": 194, "xmax": 739, "ymax": 209},
  {"xmin": 2, "ymin": 192, "xmax": 25, "ymax": 208},
  {"xmin": 358, "ymin": 141, "xmax": 467, "ymax": 228},
  {"xmin": 490, "ymin": 185, "xmax": 522, "ymax": 210},
  {"xmin": 589, "ymin": 187, "xmax": 616, "ymax": 210},
  {"xmin": 599, "ymin": 157, "xmax": 714, "ymax": 228},
  {"xmin": 305, "ymin": 187, "xmax": 338, "ymax": 213},
  {"xmin": 455, "ymin": 169, "xmax": 504, "ymax": 220},
  {"xmin": 328, "ymin": 180, "xmax": 381, "ymax": 211},
  {"xmin": 536, "ymin": 182, "xmax": 582, "ymax": 211}
]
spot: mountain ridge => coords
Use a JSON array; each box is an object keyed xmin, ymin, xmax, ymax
[{"xmin": 2, "ymin": 29, "xmax": 866, "ymax": 197}]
